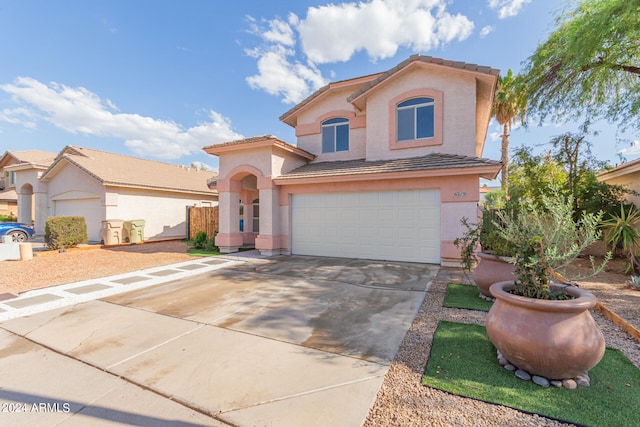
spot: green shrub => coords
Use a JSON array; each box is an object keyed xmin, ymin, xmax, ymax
[
  {"xmin": 192, "ymin": 231, "xmax": 208, "ymax": 249},
  {"xmin": 205, "ymin": 231, "xmax": 219, "ymax": 252},
  {"xmin": 45, "ymin": 216, "xmax": 88, "ymax": 250},
  {"xmin": 0, "ymin": 215, "xmax": 17, "ymax": 222}
]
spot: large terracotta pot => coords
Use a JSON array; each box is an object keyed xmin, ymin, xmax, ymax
[
  {"xmin": 486, "ymin": 281, "xmax": 605, "ymax": 379},
  {"xmin": 472, "ymin": 252, "xmax": 516, "ymax": 297}
]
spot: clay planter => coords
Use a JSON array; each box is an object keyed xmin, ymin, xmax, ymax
[
  {"xmin": 472, "ymin": 252, "xmax": 516, "ymax": 297},
  {"xmin": 486, "ymin": 281, "xmax": 605, "ymax": 380}
]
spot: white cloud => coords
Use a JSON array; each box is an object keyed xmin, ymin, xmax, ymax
[
  {"xmin": 189, "ymin": 161, "xmax": 216, "ymax": 171},
  {"xmin": 617, "ymin": 140, "xmax": 640, "ymax": 157},
  {"xmin": 0, "ymin": 77, "xmax": 243, "ymax": 160},
  {"xmin": 488, "ymin": 0, "xmax": 531, "ymax": 19},
  {"xmin": 246, "ymin": 0, "xmax": 475, "ymax": 104},
  {"xmin": 298, "ymin": 0, "xmax": 474, "ymax": 64},
  {"xmin": 245, "ymin": 45, "xmax": 327, "ymax": 105},
  {"xmin": 480, "ymin": 25, "xmax": 494, "ymax": 37}
]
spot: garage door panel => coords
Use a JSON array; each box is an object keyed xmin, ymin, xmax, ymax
[
  {"xmin": 292, "ymin": 190, "xmax": 440, "ymax": 263},
  {"xmin": 54, "ymin": 198, "xmax": 103, "ymax": 242}
]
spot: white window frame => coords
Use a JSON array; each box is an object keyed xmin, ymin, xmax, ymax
[{"xmin": 396, "ymin": 97, "xmax": 435, "ymax": 142}]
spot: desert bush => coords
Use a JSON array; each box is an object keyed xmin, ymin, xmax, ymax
[{"xmin": 45, "ymin": 216, "xmax": 88, "ymax": 250}]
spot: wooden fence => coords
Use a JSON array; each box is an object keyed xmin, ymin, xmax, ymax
[{"xmin": 187, "ymin": 206, "xmax": 219, "ymax": 239}]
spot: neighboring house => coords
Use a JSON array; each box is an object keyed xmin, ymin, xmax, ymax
[
  {"xmin": 205, "ymin": 55, "xmax": 501, "ymax": 266},
  {"xmin": 37, "ymin": 146, "xmax": 218, "ymax": 242},
  {"xmin": 0, "ymin": 150, "xmax": 57, "ymax": 223},
  {"xmin": 597, "ymin": 159, "xmax": 640, "ymax": 208}
]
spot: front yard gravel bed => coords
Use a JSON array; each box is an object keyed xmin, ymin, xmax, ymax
[{"xmin": 0, "ymin": 241, "xmax": 194, "ymax": 295}]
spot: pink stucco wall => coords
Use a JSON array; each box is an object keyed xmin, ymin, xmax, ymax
[{"xmin": 363, "ymin": 67, "xmax": 477, "ymax": 161}]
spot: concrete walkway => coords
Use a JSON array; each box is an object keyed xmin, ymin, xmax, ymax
[{"xmin": 0, "ymin": 255, "xmax": 436, "ymax": 426}]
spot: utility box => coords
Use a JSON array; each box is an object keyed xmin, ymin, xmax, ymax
[
  {"xmin": 101, "ymin": 219, "xmax": 125, "ymax": 245},
  {"xmin": 124, "ymin": 219, "xmax": 145, "ymax": 243}
]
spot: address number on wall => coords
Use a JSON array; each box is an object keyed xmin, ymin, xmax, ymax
[{"xmin": 453, "ymin": 192, "xmax": 467, "ymax": 197}]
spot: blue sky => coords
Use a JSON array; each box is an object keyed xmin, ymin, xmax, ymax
[{"xmin": 0, "ymin": 0, "xmax": 637, "ymax": 173}]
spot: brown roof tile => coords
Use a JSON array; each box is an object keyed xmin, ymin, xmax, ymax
[
  {"xmin": 43, "ymin": 146, "xmax": 217, "ymax": 195},
  {"xmin": 348, "ymin": 54, "xmax": 500, "ymax": 103},
  {"xmin": 279, "ymin": 55, "xmax": 499, "ymax": 124},
  {"xmin": 276, "ymin": 153, "xmax": 500, "ymax": 180},
  {"xmin": 203, "ymin": 134, "xmax": 315, "ymax": 160},
  {"xmin": 1, "ymin": 150, "xmax": 57, "ymax": 168}
]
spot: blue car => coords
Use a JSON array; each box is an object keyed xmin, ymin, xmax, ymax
[{"xmin": 0, "ymin": 222, "xmax": 35, "ymax": 242}]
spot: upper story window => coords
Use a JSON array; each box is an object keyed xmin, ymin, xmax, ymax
[
  {"xmin": 396, "ymin": 97, "xmax": 435, "ymax": 141},
  {"xmin": 321, "ymin": 117, "xmax": 349, "ymax": 153},
  {"xmin": 8, "ymin": 171, "xmax": 16, "ymax": 187}
]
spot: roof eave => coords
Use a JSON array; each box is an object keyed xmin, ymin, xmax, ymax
[
  {"xmin": 273, "ymin": 164, "xmax": 501, "ymax": 185},
  {"xmin": 204, "ymin": 138, "xmax": 316, "ymax": 161},
  {"xmin": 105, "ymin": 182, "xmax": 217, "ymax": 196},
  {"xmin": 279, "ymin": 73, "xmax": 382, "ymax": 127}
]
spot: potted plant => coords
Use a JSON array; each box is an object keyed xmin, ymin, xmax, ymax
[
  {"xmin": 485, "ymin": 193, "xmax": 611, "ymax": 380},
  {"xmin": 455, "ymin": 208, "xmax": 517, "ymax": 297}
]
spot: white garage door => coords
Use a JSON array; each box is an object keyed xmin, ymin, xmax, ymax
[
  {"xmin": 54, "ymin": 199, "xmax": 103, "ymax": 242},
  {"xmin": 291, "ymin": 190, "xmax": 440, "ymax": 263}
]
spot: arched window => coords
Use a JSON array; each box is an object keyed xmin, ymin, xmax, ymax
[
  {"xmin": 321, "ymin": 117, "xmax": 349, "ymax": 153},
  {"xmin": 396, "ymin": 97, "xmax": 435, "ymax": 141}
]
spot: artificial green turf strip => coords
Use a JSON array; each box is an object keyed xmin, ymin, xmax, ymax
[
  {"xmin": 187, "ymin": 248, "xmax": 221, "ymax": 257},
  {"xmin": 442, "ymin": 283, "xmax": 493, "ymax": 311},
  {"xmin": 422, "ymin": 321, "xmax": 640, "ymax": 427}
]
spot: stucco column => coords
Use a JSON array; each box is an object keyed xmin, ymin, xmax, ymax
[
  {"xmin": 215, "ymin": 180, "xmax": 243, "ymax": 253},
  {"xmin": 17, "ymin": 192, "xmax": 32, "ymax": 225},
  {"xmin": 255, "ymin": 186, "xmax": 283, "ymax": 256},
  {"xmin": 33, "ymin": 192, "xmax": 49, "ymax": 235}
]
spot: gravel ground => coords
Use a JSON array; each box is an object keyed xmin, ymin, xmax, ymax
[
  {"xmin": 0, "ymin": 240, "xmax": 194, "ymax": 295},
  {"xmin": 2, "ymin": 243, "xmax": 638, "ymax": 426}
]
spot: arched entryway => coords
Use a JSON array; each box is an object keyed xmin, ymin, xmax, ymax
[
  {"xmin": 215, "ymin": 165, "xmax": 281, "ymax": 255},
  {"xmin": 17, "ymin": 183, "xmax": 34, "ymax": 225}
]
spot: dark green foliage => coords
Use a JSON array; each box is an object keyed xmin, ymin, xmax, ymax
[
  {"xmin": 190, "ymin": 231, "xmax": 219, "ymax": 253},
  {"xmin": 601, "ymin": 205, "xmax": 640, "ymax": 274},
  {"xmin": 454, "ymin": 208, "xmax": 517, "ymax": 272},
  {"xmin": 495, "ymin": 193, "xmax": 609, "ymax": 300},
  {"xmin": 45, "ymin": 216, "xmax": 88, "ymax": 250},
  {"xmin": 508, "ymin": 141, "xmax": 632, "ymax": 221},
  {"xmin": 521, "ymin": 0, "xmax": 640, "ymax": 133},
  {"xmin": 193, "ymin": 231, "xmax": 208, "ymax": 249}
]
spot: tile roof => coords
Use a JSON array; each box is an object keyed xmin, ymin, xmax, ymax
[
  {"xmin": 204, "ymin": 134, "xmax": 282, "ymax": 149},
  {"xmin": 1, "ymin": 150, "xmax": 57, "ymax": 168},
  {"xmin": 203, "ymin": 134, "xmax": 316, "ymax": 159},
  {"xmin": 43, "ymin": 146, "xmax": 217, "ymax": 195},
  {"xmin": 348, "ymin": 54, "xmax": 500, "ymax": 103},
  {"xmin": 275, "ymin": 153, "xmax": 501, "ymax": 180},
  {"xmin": 279, "ymin": 54, "xmax": 499, "ymax": 124}
]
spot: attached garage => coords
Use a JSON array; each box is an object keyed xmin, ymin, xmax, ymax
[{"xmin": 291, "ymin": 189, "xmax": 440, "ymax": 263}]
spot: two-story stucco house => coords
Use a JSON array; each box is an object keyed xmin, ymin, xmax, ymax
[{"xmin": 204, "ymin": 55, "xmax": 501, "ymax": 266}]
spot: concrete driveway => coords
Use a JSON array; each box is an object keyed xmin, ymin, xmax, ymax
[{"xmin": 0, "ymin": 256, "xmax": 436, "ymax": 426}]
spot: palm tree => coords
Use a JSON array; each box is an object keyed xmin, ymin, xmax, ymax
[{"xmin": 492, "ymin": 69, "xmax": 526, "ymax": 193}]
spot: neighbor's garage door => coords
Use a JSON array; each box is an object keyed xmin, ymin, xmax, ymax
[
  {"xmin": 291, "ymin": 190, "xmax": 440, "ymax": 263},
  {"xmin": 54, "ymin": 198, "xmax": 103, "ymax": 242}
]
